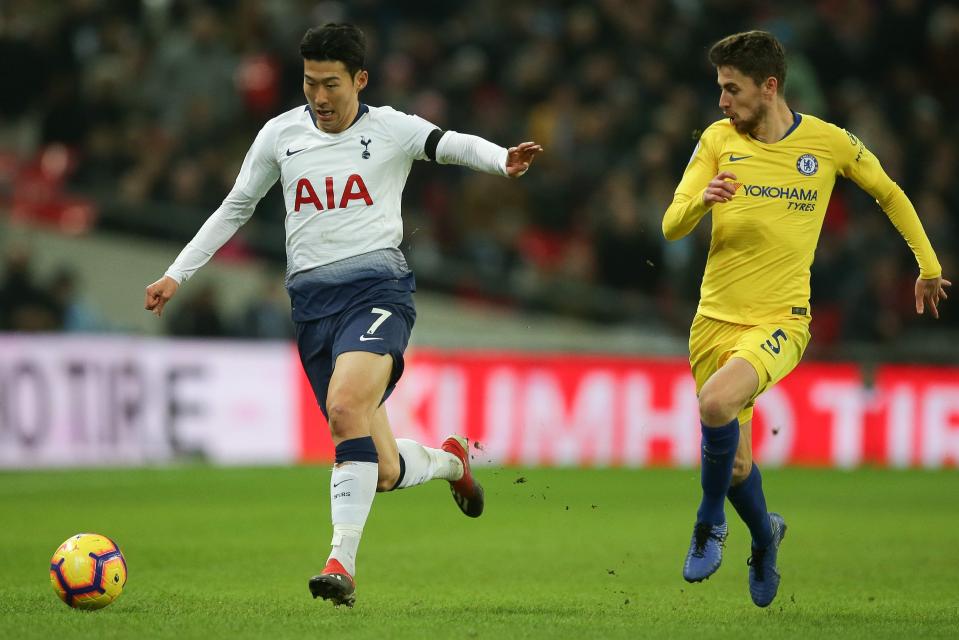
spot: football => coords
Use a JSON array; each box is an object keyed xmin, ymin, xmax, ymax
[{"xmin": 49, "ymin": 533, "xmax": 127, "ymax": 610}]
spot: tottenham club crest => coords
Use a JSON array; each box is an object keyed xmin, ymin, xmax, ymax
[
  {"xmin": 796, "ymin": 153, "xmax": 818, "ymax": 176},
  {"xmin": 360, "ymin": 136, "xmax": 372, "ymax": 159}
]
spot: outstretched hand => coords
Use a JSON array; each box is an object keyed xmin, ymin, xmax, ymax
[
  {"xmin": 915, "ymin": 275, "xmax": 951, "ymax": 319},
  {"xmin": 506, "ymin": 141, "xmax": 543, "ymax": 177},
  {"xmin": 144, "ymin": 275, "xmax": 179, "ymax": 318}
]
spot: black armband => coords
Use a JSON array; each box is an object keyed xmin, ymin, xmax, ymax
[{"xmin": 425, "ymin": 128, "xmax": 446, "ymax": 161}]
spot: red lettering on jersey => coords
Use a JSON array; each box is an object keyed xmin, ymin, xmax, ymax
[
  {"xmin": 293, "ymin": 175, "xmax": 374, "ymax": 213},
  {"xmin": 294, "ymin": 178, "xmax": 323, "ymax": 212},
  {"xmin": 325, "ymin": 176, "xmax": 335, "ymax": 210},
  {"xmin": 340, "ymin": 174, "xmax": 373, "ymax": 208}
]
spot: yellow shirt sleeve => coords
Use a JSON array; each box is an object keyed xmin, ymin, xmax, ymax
[
  {"xmin": 833, "ymin": 126, "xmax": 942, "ymax": 279},
  {"xmin": 662, "ymin": 127, "xmax": 719, "ymax": 241}
]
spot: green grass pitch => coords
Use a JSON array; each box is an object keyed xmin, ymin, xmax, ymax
[{"xmin": 1, "ymin": 465, "xmax": 957, "ymax": 639}]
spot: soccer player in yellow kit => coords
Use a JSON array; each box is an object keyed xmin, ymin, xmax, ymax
[{"xmin": 663, "ymin": 31, "xmax": 951, "ymax": 607}]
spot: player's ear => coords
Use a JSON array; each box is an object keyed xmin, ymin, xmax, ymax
[
  {"xmin": 763, "ymin": 76, "xmax": 778, "ymax": 98},
  {"xmin": 354, "ymin": 69, "xmax": 368, "ymax": 92}
]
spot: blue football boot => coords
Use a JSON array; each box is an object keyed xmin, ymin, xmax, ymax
[
  {"xmin": 747, "ymin": 512, "xmax": 787, "ymax": 607},
  {"xmin": 683, "ymin": 521, "xmax": 728, "ymax": 582}
]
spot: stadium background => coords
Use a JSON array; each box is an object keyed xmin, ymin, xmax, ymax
[
  {"xmin": 2, "ymin": 0, "xmax": 958, "ymax": 468},
  {"xmin": 2, "ymin": 0, "xmax": 957, "ymax": 348},
  {"xmin": 2, "ymin": 2, "xmax": 959, "ymax": 637}
]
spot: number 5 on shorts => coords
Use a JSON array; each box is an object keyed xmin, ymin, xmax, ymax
[
  {"xmin": 366, "ymin": 307, "xmax": 392, "ymax": 334},
  {"xmin": 760, "ymin": 328, "xmax": 787, "ymax": 356}
]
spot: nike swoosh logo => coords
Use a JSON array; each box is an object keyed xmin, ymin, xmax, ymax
[
  {"xmin": 359, "ymin": 335, "xmax": 383, "ymax": 341},
  {"xmin": 729, "ymin": 154, "xmax": 752, "ymax": 162},
  {"xmin": 333, "ymin": 479, "xmax": 353, "ymax": 487},
  {"xmin": 286, "ymin": 148, "xmax": 306, "ymax": 156}
]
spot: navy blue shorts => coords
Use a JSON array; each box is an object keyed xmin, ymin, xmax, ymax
[{"xmin": 295, "ymin": 300, "xmax": 416, "ymax": 418}]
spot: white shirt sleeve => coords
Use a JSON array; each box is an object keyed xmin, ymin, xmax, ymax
[
  {"xmin": 164, "ymin": 121, "xmax": 280, "ymax": 283},
  {"xmin": 435, "ymin": 131, "xmax": 508, "ymax": 177},
  {"xmin": 380, "ymin": 107, "xmax": 437, "ymax": 161},
  {"xmin": 379, "ymin": 106, "xmax": 508, "ymax": 176}
]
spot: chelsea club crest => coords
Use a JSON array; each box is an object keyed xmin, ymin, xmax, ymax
[{"xmin": 796, "ymin": 153, "xmax": 818, "ymax": 176}]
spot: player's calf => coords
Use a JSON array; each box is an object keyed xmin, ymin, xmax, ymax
[{"xmin": 376, "ymin": 455, "xmax": 401, "ymax": 492}]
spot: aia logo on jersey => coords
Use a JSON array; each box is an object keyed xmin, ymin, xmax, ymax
[
  {"xmin": 796, "ymin": 153, "xmax": 818, "ymax": 176},
  {"xmin": 360, "ymin": 136, "xmax": 372, "ymax": 159},
  {"xmin": 294, "ymin": 174, "xmax": 373, "ymax": 212}
]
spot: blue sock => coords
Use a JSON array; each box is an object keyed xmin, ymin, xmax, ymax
[
  {"xmin": 334, "ymin": 436, "xmax": 378, "ymax": 464},
  {"xmin": 696, "ymin": 419, "xmax": 740, "ymax": 525},
  {"xmin": 727, "ymin": 463, "xmax": 773, "ymax": 548}
]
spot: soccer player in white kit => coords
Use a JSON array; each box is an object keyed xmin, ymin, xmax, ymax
[{"xmin": 144, "ymin": 23, "xmax": 542, "ymax": 607}]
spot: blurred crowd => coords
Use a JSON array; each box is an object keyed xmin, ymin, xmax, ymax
[
  {"xmin": 0, "ymin": 245, "xmax": 294, "ymax": 338},
  {"xmin": 1, "ymin": 0, "xmax": 958, "ymax": 347},
  {"xmin": 0, "ymin": 247, "xmax": 97, "ymax": 333}
]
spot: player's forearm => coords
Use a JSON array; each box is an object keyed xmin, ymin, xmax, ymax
[
  {"xmin": 164, "ymin": 197, "xmax": 255, "ymax": 283},
  {"xmin": 662, "ymin": 191, "xmax": 710, "ymax": 241},
  {"xmin": 877, "ymin": 184, "xmax": 942, "ymax": 279},
  {"xmin": 435, "ymin": 131, "xmax": 508, "ymax": 177}
]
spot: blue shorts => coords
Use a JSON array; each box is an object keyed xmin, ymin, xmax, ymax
[{"xmin": 295, "ymin": 299, "xmax": 416, "ymax": 418}]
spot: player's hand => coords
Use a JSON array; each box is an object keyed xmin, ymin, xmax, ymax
[
  {"xmin": 144, "ymin": 275, "xmax": 179, "ymax": 318},
  {"xmin": 703, "ymin": 171, "xmax": 739, "ymax": 205},
  {"xmin": 506, "ymin": 141, "xmax": 543, "ymax": 177},
  {"xmin": 915, "ymin": 275, "xmax": 950, "ymax": 319}
]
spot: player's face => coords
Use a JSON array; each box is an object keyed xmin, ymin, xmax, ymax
[
  {"xmin": 303, "ymin": 60, "xmax": 368, "ymax": 133},
  {"xmin": 716, "ymin": 66, "xmax": 766, "ymax": 136}
]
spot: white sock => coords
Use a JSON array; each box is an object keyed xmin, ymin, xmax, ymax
[
  {"xmin": 328, "ymin": 461, "xmax": 378, "ymax": 576},
  {"xmin": 394, "ymin": 439, "xmax": 463, "ymax": 489}
]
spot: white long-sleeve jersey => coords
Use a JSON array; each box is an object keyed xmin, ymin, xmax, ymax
[{"xmin": 164, "ymin": 103, "xmax": 508, "ymax": 285}]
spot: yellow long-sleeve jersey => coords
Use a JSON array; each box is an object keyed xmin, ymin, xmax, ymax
[{"xmin": 663, "ymin": 113, "xmax": 941, "ymax": 325}]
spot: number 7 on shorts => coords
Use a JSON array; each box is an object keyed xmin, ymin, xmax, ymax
[{"xmin": 367, "ymin": 307, "xmax": 392, "ymax": 334}]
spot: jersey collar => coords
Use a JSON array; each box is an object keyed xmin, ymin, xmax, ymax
[
  {"xmin": 781, "ymin": 110, "xmax": 802, "ymax": 140},
  {"xmin": 747, "ymin": 110, "xmax": 802, "ymax": 144}
]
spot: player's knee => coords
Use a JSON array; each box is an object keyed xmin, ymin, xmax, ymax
[
  {"xmin": 326, "ymin": 399, "xmax": 366, "ymax": 439},
  {"xmin": 376, "ymin": 458, "xmax": 400, "ymax": 492},
  {"xmin": 698, "ymin": 390, "xmax": 739, "ymax": 427}
]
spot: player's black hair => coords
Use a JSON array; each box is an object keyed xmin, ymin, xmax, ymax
[
  {"xmin": 300, "ymin": 23, "xmax": 366, "ymax": 77},
  {"xmin": 709, "ymin": 30, "xmax": 787, "ymax": 91}
]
